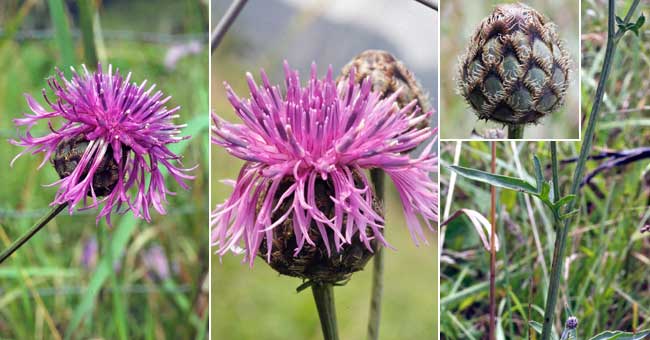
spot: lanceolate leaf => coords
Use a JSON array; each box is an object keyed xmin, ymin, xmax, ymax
[
  {"xmin": 448, "ymin": 163, "xmax": 577, "ymax": 222},
  {"xmin": 448, "ymin": 165, "xmax": 537, "ymax": 194}
]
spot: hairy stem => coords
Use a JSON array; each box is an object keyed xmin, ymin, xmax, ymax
[
  {"xmin": 367, "ymin": 169, "xmax": 385, "ymax": 340},
  {"xmin": 0, "ymin": 203, "xmax": 68, "ymax": 264},
  {"xmin": 540, "ymin": 0, "xmax": 641, "ymax": 338},
  {"xmin": 489, "ymin": 141, "xmax": 497, "ymax": 340},
  {"xmin": 312, "ymin": 283, "xmax": 339, "ymax": 340}
]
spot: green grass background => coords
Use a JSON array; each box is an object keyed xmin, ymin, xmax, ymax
[
  {"xmin": 0, "ymin": 1, "xmax": 208, "ymax": 338},
  {"xmin": 440, "ymin": 1, "xmax": 650, "ymax": 338}
]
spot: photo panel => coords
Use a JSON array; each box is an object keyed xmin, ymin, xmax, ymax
[{"xmin": 211, "ymin": 0, "xmax": 439, "ymax": 339}]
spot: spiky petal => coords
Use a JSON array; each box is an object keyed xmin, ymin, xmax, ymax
[{"xmin": 211, "ymin": 61, "xmax": 438, "ymax": 265}]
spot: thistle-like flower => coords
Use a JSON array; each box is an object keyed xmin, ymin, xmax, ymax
[
  {"xmin": 211, "ymin": 61, "xmax": 437, "ymax": 281},
  {"xmin": 10, "ymin": 64, "xmax": 194, "ymax": 224}
]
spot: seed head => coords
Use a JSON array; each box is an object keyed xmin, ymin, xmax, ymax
[{"xmin": 457, "ymin": 3, "xmax": 572, "ymax": 125}]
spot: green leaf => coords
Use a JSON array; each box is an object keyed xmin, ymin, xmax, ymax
[
  {"xmin": 554, "ymin": 195, "xmax": 576, "ymax": 210},
  {"xmin": 636, "ymin": 13, "xmax": 646, "ymax": 29},
  {"xmin": 616, "ymin": 16, "xmax": 624, "ymax": 25},
  {"xmin": 448, "ymin": 165, "xmax": 537, "ymax": 194},
  {"xmin": 588, "ymin": 329, "xmax": 650, "ymax": 340},
  {"xmin": 529, "ymin": 321, "xmax": 543, "ymax": 334},
  {"xmin": 560, "ymin": 209, "xmax": 580, "ymax": 220},
  {"xmin": 540, "ymin": 182, "xmax": 551, "ymax": 202}
]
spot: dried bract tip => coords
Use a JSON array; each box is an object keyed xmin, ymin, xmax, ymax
[{"xmin": 457, "ymin": 3, "xmax": 572, "ymax": 125}]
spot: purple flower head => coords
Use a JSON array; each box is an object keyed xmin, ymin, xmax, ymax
[
  {"xmin": 211, "ymin": 61, "xmax": 438, "ymax": 266},
  {"xmin": 142, "ymin": 245, "xmax": 171, "ymax": 280},
  {"xmin": 10, "ymin": 64, "xmax": 195, "ymax": 224}
]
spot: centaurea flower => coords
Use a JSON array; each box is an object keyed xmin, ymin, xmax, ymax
[
  {"xmin": 10, "ymin": 64, "xmax": 194, "ymax": 225},
  {"xmin": 212, "ymin": 61, "xmax": 437, "ymax": 279}
]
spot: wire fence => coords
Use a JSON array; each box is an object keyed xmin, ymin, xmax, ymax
[
  {"xmin": 0, "ymin": 28, "xmax": 206, "ymax": 44},
  {"xmin": 0, "ymin": 204, "xmax": 197, "ymax": 219}
]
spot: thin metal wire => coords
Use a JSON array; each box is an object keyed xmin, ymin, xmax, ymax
[
  {"xmin": 211, "ymin": 0, "xmax": 248, "ymax": 53},
  {"xmin": 0, "ymin": 28, "xmax": 204, "ymax": 44}
]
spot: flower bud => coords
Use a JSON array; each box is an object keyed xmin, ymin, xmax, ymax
[
  {"xmin": 565, "ymin": 316, "xmax": 578, "ymax": 330},
  {"xmin": 339, "ymin": 50, "xmax": 431, "ymax": 131},
  {"xmin": 457, "ymin": 3, "xmax": 571, "ymax": 125}
]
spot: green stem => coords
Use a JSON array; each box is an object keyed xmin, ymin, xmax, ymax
[
  {"xmin": 489, "ymin": 142, "xmax": 497, "ymax": 340},
  {"xmin": 507, "ymin": 125, "xmax": 524, "ymax": 139},
  {"xmin": 540, "ymin": 1, "xmax": 641, "ymax": 338},
  {"xmin": 367, "ymin": 169, "xmax": 385, "ymax": 340},
  {"xmin": 77, "ymin": 0, "xmax": 98, "ymax": 66},
  {"xmin": 550, "ymin": 142, "xmax": 560, "ymax": 204},
  {"xmin": 0, "ymin": 203, "xmax": 68, "ymax": 264},
  {"xmin": 312, "ymin": 283, "xmax": 339, "ymax": 340}
]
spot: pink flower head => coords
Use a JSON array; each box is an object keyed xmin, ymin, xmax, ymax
[
  {"xmin": 211, "ymin": 61, "xmax": 438, "ymax": 265},
  {"xmin": 10, "ymin": 64, "xmax": 195, "ymax": 224}
]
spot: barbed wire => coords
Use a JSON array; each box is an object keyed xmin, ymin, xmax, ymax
[
  {"xmin": 0, "ymin": 204, "xmax": 197, "ymax": 219},
  {"xmin": 0, "ymin": 283, "xmax": 192, "ymax": 297}
]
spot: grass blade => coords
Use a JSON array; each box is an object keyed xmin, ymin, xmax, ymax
[
  {"xmin": 65, "ymin": 114, "xmax": 207, "ymax": 338},
  {"xmin": 47, "ymin": 0, "xmax": 76, "ymax": 72}
]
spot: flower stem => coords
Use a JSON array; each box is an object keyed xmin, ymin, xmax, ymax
[
  {"xmin": 367, "ymin": 169, "xmax": 385, "ymax": 340},
  {"xmin": 489, "ymin": 142, "xmax": 497, "ymax": 340},
  {"xmin": 0, "ymin": 203, "xmax": 68, "ymax": 264},
  {"xmin": 211, "ymin": 0, "xmax": 248, "ymax": 53},
  {"xmin": 540, "ymin": 1, "xmax": 640, "ymax": 338},
  {"xmin": 507, "ymin": 125, "xmax": 524, "ymax": 139},
  {"xmin": 312, "ymin": 283, "xmax": 339, "ymax": 340}
]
